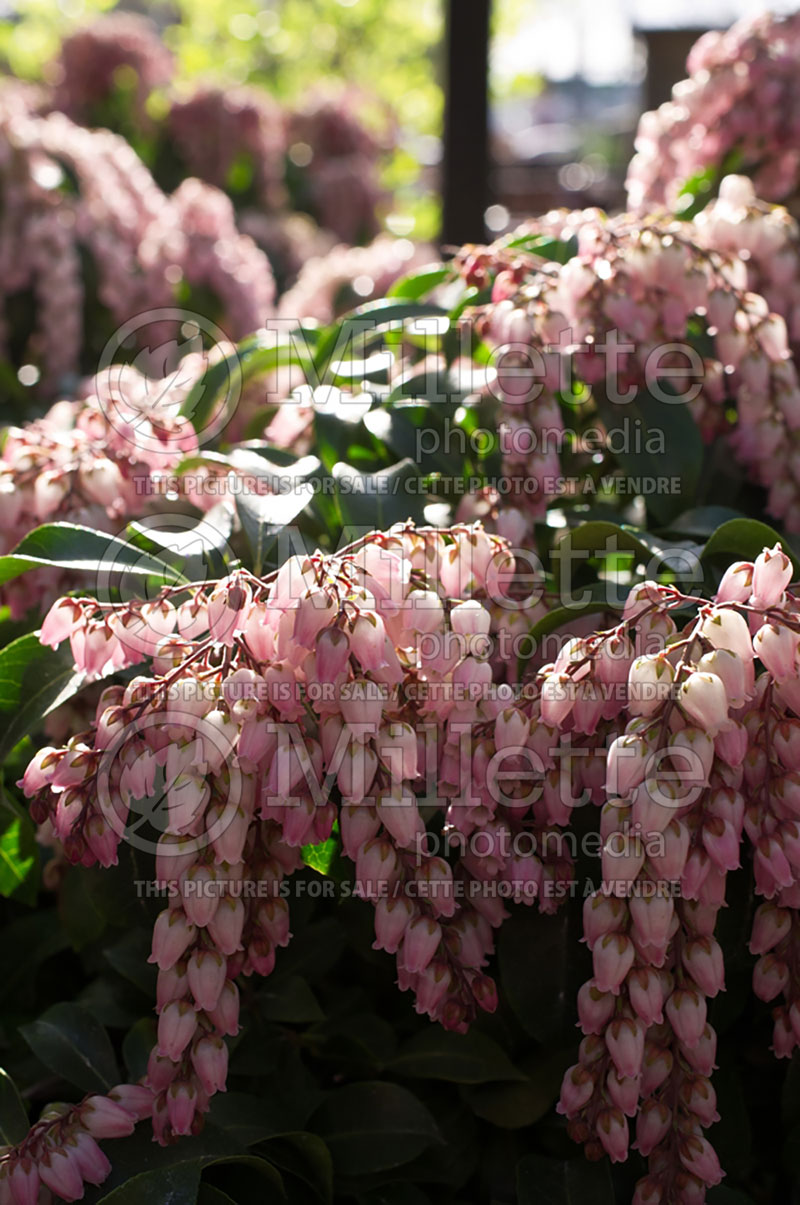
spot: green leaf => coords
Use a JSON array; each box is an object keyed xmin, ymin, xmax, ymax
[
  {"xmin": 333, "ymin": 458, "xmax": 427, "ymax": 529},
  {"xmin": 259, "ymin": 976, "xmax": 324, "ymax": 1024},
  {"xmin": 126, "ymin": 506, "xmax": 234, "ymax": 571},
  {"xmin": 198, "ymin": 1188, "xmax": 238, "ymax": 1205},
  {"xmin": 553, "ymin": 519, "xmax": 702, "ymax": 587},
  {"xmin": 463, "ymin": 1047, "xmax": 570, "ymax": 1128},
  {"xmin": 0, "ymin": 790, "xmax": 37, "ymax": 901},
  {"xmin": 310, "ymin": 1081, "xmax": 441, "ymax": 1176},
  {"xmin": 0, "ymin": 908, "xmax": 70, "ymax": 1002},
  {"xmin": 20, "ymin": 1002, "xmax": 120, "ymax": 1093},
  {"xmin": 675, "ymin": 155, "xmax": 744, "ymax": 220},
  {"xmin": 701, "ymin": 518, "xmax": 800, "ymax": 574},
  {"xmin": 302, "ymin": 824, "xmax": 340, "ymax": 876},
  {"xmin": 0, "ymin": 634, "xmax": 91, "ymax": 762},
  {"xmin": 389, "ymin": 1029, "xmax": 525, "ymax": 1084},
  {"xmin": 0, "ymin": 1067, "xmax": 29, "ymax": 1145},
  {"xmin": 516, "ymin": 1155, "xmax": 615, "ymax": 1205},
  {"xmin": 594, "ymin": 386, "xmax": 704, "ymax": 525},
  {"xmin": 506, "ymin": 232, "xmax": 579, "ymax": 264},
  {"xmin": 122, "ymin": 1017, "xmax": 158, "ymax": 1082},
  {"xmin": 517, "ymin": 582, "xmax": 612, "ymax": 678},
  {"xmin": 663, "ymin": 506, "xmax": 745, "ymax": 539},
  {"xmin": 59, "ymin": 863, "xmax": 111, "ymax": 950},
  {"xmin": 363, "ymin": 405, "xmax": 455, "ymax": 478},
  {"xmin": 104, "ymin": 930, "xmax": 159, "ymax": 996},
  {"xmin": 555, "ymin": 520, "xmax": 658, "ymax": 567},
  {"xmin": 258, "ymin": 1132, "xmax": 333, "ymax": 1204},
  {"xmin": 356, "ymin": 1188, "xmax": 431, "ymax": 1205},
  {"xmin": 237, "ymin": 486, "xmax": 316, "ymax": 575},
  {"xmin": 96, "ymin": 1164, "xmax": 202, "ymax": 1204},
  {"xmin": 0, "ymin": 522, "xmax": 181, "ymax": 587},
  {"xmin": 83, "ymin": 1124, "xmax": 242, "ymax": 1201},
  {"xmin": 312, "ymin": 301, "xmax": 447, "ymax": 382},
  {"xmin": 229, "ymin": 450, "xmax": 322, "ymax": 574},
  {"xmin": 179, "ymin": 334, "xmax": 310, "ymax": 434},
  {"xmin": 79, "ymin": 976, "xmax": 145, "ymax": 1031},
  {"xmin": 268, "ymin": 917, "xmax": 346, "ymax": 983},
  {"xmin": 463, "ymin": 1077, "xmax": 550, "ymax": 1129},
  {"xmin": 387, "ymin": 265, "xmax": 451, "ymax": 300},
  {"xmin": 498, "ymin": 908, "xmax": 584, "ymax": 1043},
  {"xmin": 208, "ymin": 1093, "xmax": 281, "ymax": 1148},
  {"xmin": 314, "ymin": 1012, "xmax": 397, "ymax": 1071},
  {"xmin": 203, "ymin": 1155, "xmax": 285, "ymax": 1200}
]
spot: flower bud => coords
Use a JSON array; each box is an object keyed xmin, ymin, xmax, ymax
[
  {"xmin": 148, "ymin": 909, "xmax": 197, "ymax": 971},
  {"xmin": 635, "ymin": 1098, "xmax": 671, "ymax": 1156},
  {"xmin": 576, "ymin": 979, "xmax": 615, "ymax": 1034},
  {"xmin": 38, "ymin": 1149, "xmax": 85, "ymax": 1202},
  {"xmin": 596, "ymin": 1107, "xmax": 629, "ymax": 1163},
  {"xmin": 373, "ymin": 897, "xmax": 414, "ymax": 954},
  {"xmin": 679, "ymin": 671, "xmax": 729, "ymax": 735},
  {"xmin": 401, "ymin": 916, "xmax": 442, "ymax": 974},
  {"xmin": 187, "ymin": 949, "xmax": 227, "ymax": 1011},
  {"xmin": 666, "ymin": 988, "xmax": 707, "ymax": 1049},
  {"xmin": 593, "ymin": 933, "xmax": 635, "ymax": 994},
  {"xmin": 606, "ymin": 1017, "xmax": 645, "ymax": 1079},
  {"xmin": 157, "ymin": 1000, "xmax": 198, "ymax": 1060},
  {"xmin": 628, "ymin": 654, "xmax": 675, "ymax": 717},
  {"xmin": 628, "ymin": 966, "xmax": 665, "ymax": 1025},
  {"xmin": 715, "ymin": 560, "xmax": 753, "ymax": 603},
  {"xmin": 751, "ymin": 543, "xmax": 792, "ymax": 609},
  {"xmin": 82, "ymin": 1094, "xmax": 137, "ymax": 1139},
  {"xmin": 753, "ymin": 953, "xmax": 790, "ymax": 1001},
  {"xmin": 682, "ymin": 937, "xmax": 725, "ymax": 997},
  {"xmin": 606, "ymin": 734, "xmax": 650, "ymax": 798},
  {"xmin": 191, "ymin": 1035, "xmax": 229, "ymax": 1095},
  {"xmin": 557, "ymin": 1064, "xmax": 595, "ymax": 1117},
  {"xmin": 749, "ymin": 902, "xmax": 791, "ymax": 954}
]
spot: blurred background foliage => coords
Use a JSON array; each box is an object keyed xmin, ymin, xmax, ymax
[
  {"xmin": 0, "ymin": 0, "xmax": 543, "ymax": 242},
  {"xmin": 0, "ymin": 0, "xmax": 443, "ymax": 239}
]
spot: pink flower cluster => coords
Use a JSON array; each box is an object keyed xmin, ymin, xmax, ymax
[
  {"xmin": 44, "ymin": 17, "xmax": 393, "ymax": 248},
  {"xmin": 693, "ymin": 174, "xmax": 800, "ymax": 355},
  {"xmin": 169, "ymin": 86, "xmax": 390, "ymax": 245},
  {"xmin": 455, "ymin": 196, "xmax": 800, "ymax": 534},
  {"xmin": 0, "ymin": 94, "xmax": 274, "ymax": 395},
  {"xmin": 20, "ymin": 520, "xmax": 800, "ymax": 1196},
  {"xmin": 50, "ymin": 13, "xmax": 174, "ymax": 130},
  {"xmin": 167, "ymin": 86, "xmax": 287, "ymax": 210},
  {"xmin": 0, "ymin": 364, "xmax": 198, "ymax": 617},
  {"xmin": 288, "ymin": 91, "xmax": 392, "ymax": 245},
  {"xmin": 626, "ymin": 9, "xmax": 800, "ymax": 218},
  {"xmin": 550, "ymin": 543, "xmax": 800, "ymax": 1200},
  {"xmin": 0, "ymin": 1086, "xmax": 153, "ymax": 1203},
  {"xmin": 278, "ymin": 234, "xmax": 432, "ymax": 324},
  {"xmin": 19, "ymin": 523, "xmax": 560, "ymax": 1147}
]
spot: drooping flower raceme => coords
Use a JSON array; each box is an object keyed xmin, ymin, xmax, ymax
[
  {"xmin": 454, "ymin": 199, "xmax": 800, "ymax": 535},
  {"xmin": 552, "ymin": 543, "xmax": 800, "ymax": 1201},
  {"xmin": 15, "ymin": 524, "xmax": 800, "ymax": 1200},
  {"xmin": 0, "ymin": 1085, "xmax": 154, "ymax": 1203},
  {"xmin": 50, "ymin": 12, "xmax": 174, "ymax": 130},
  {"xmin": 626, "ymin": 9, "xmax": 800, "ymax": 218},
  {"xmin": 0, "ymin": 365, "xmax": 202, "ymax": 618},
  {"xmin": 0, "ymin": 93, "xmax": 274, "ymax": 394},
  {"xmin": 19, "ymin": 522, "xmax": 559, "ymax": 1170}
]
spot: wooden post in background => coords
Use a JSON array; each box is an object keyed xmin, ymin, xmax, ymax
[{"xmin": 441, "ymin": 0, "xmax": 491, "ymax": 250}]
